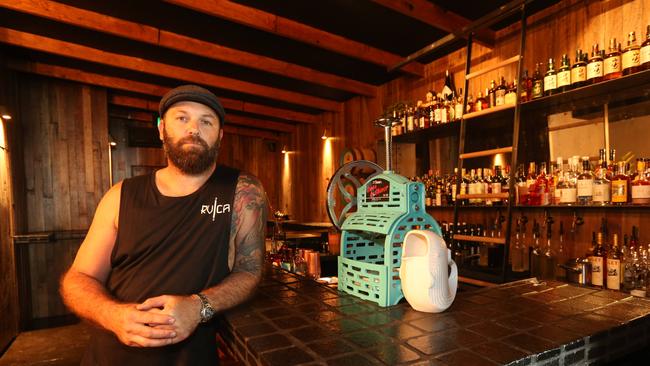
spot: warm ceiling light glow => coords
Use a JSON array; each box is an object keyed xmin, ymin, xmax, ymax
[
  {"xmin": 1, "ymin": 114, "xmax": 11, "ymax": 120},
  {"xmin": 321, "ymin": 129, "xmax": 328, "ymax": 140},
  {"xmin": 281, "ymin": 145, "xmax": 287, "ymax": 154},
  {"xmin": 109, "ymin": 141, "xmax": 117, "ymax": 147}
]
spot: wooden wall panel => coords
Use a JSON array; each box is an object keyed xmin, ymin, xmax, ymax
[
  {"xmin": 0, "ymin": 66, "xmax": 20, "ymax": 347},
  {"xmin": 18, "ymin": 76, "xmax": 109, "ymax": 232}
]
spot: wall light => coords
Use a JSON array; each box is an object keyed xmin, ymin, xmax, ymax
[
  {"xmin": 321, "ymin": 129, "xmax": 328, "ymax": 140},
  {"xmin": 281, "ymin": 145, "xmax": 287, "ymax": 154},
  {"xmin": 1, "ymin": 114, "xmax": 11, "ymax": 120},
  {"xmin": 0, "ymin": 105, "xmax": 11, "ymax": 120}
]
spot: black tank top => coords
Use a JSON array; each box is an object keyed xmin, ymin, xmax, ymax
[{"xmin": 82, "ymin": 165, "xmax": 240, "ymax": 366}]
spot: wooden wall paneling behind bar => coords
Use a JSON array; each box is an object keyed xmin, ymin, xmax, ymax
[
  {"xmin": 0, "ymin": 65, "xmax": 20, "ymax": 350},
  {"xmin": 18, "ymin": 75, "xmax": 110, "ymax": 232}
]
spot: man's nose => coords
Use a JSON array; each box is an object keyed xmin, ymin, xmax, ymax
[{"xmin": 186, "ymin": 119, "xmax": 200, "ymax": 135}]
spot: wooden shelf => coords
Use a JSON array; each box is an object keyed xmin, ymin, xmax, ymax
[
  {"xmin": 460, "ymin": 146, "xmax": 513, "ymax": 159},
  {"xmin": 521, "ymin": 68, "xmax": 650, "ymax": 115},
  {"xmin": 456, "ymin": 193, "xmax": 510, "ymax": 200}
]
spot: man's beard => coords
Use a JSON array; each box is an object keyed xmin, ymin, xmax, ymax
[{"xmin": 162, "ymin": 129, "xmax": 219, "ymax": 175}]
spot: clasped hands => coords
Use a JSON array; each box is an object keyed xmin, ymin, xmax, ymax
[{"xmin": 108, "ymin": 294, "xmax": 202, "ymax": 348}]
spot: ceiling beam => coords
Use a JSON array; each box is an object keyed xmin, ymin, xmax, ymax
[
  {"xmin": 164, "ymin": 0, "xmax": 425, "ymax": 77},
  {"xmin": 7, "ymin": 60, "xmax": 320, "ymax": 124},
  {"xmin": 370, "ymin": 0, "xmax": 495, "ymax": 47},
  {"xmin": 0, "ymin": 0, "xmax": 377, "ymax": 97},
  {"xmin": 109, "ymin": 94, "xmax": 296, "ymax": 133},
  {"xmin": 109, "ymin": 108, "xmax": 281, "ymax": 140},
  {"xmin": 0, "ymin": 27, "xmax": 342, "ymax": 112}
]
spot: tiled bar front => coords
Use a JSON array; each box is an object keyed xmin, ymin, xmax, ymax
[{"xmin": 219, "ymin": 267, "xmax": 650, "ymax": 365}]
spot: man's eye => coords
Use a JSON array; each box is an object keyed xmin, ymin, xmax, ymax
[
  {"xmin": 201, "ymin": 119, "xmax": 213, "ymax": 126},
  {"xmin": 176, "ymin": 116, "xmax": 187, "ymax": 122}
]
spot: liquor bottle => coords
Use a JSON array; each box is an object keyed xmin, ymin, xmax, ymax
[
  {"xmin": 454, "ymin": 88, "xmax": 464, "ymax": 120},
  {"xmin": 406, "ymin": 105, "xmax": 414, "ymax": 132},
  {"xmin": 631, "ymin": 159, "xmax": 650, "ymax": 204},
  {"xmin": 557, "ymin": 53, "xmax": 572, "ymax": 92},
  {"xmin": 587, "ymin": 44, "xmax": 604, "ymax": 84},
  {"xmin": 604, "ymin": 38, "xmax": 622, "ymax": 80},
  {"xmin": 590, "ymin": 232, "xmax": 606, "ymax": 287},
  {"xmin": 505, "ymin": 79, "xmax": 517, "ymax": 105},
  {"xmin": 622, "ymin": 31, "xmax": 641, "ymax": 75},
  {"xmin": 515, "ymin": 164, "xmax": 528, "ymax": 205},
  {"xmin": 532, "ymin": 63, "xmax": 544, "ymax": 99},
  {"xmin": 488, "ymin": 80, "xmax": 497, "ymax": 108},
  {"xmin": 607, "ymin": 149, "xmax": 616, "ymax": 180},
  {"xmin": 557, "ymin": 158, "xmax": 577, "ymax": 205},
  {"xmin": 440, "ymin": 100, "xmax": 449, "ymax": 124},
  {"xmin": 474, "ymin": 92, "xmax": 487, "ymax": 112},
  {"xmin": 495, "ymin": 77, "xmax": 507, "ymax": 106},
  {"xmin": 552, "ymin": 157, "xmax": 563, "ymax": 204},
  {"xmin": 520, "ymin": 70, "xmax": 531, "ymax": 102},
  {"xmin": 606, "ymin": 233, "xmax": 621, "ymax": 290},
  {"xmin": 571, "ymin": 49, "xmax": 588, "ymax": 88},
  {"xmin": 611, "ymin": 162, "xmax": 630, "ymax": 205},
  {"xmin": 535, "ymin": 162, "xmax": 550, "ymax": 206},
  {"xmin": 593, "ymin": 157, "xmax": 611, "ymax": 205},
  {"xmin": 577, "ymin": 156, "xmax": 594, "ymax": 205},
  {"xmin": 442, "ymin": 70, "xmax": 454, "ymax": 101},
  {"xmin": 543, "ymin": 58, "xmax": 557, "ymax": 96},
  {"xmin": 416, "ymin": 100, "xmax": 425, "ymax": 129},
  {"xmin": 642, "ymin": 25, "xmax": 650, "ymax": 70},
  {"xmin": 492, "ymin": 165, "xmax": 504, "ymax": 206}
]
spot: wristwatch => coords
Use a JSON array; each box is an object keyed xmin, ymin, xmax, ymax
[{"xmin": 196, "ymin": 293, "xmax": 216, "ymax": 323}]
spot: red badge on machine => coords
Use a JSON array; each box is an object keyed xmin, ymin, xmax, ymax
[{"xmin": 366, "ymin": 178, "xmax": 390, "ymax": 202}]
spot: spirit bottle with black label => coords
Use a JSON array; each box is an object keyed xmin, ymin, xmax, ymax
[
  {"xmin": 590, "ymin": 232, "xmax": 606, "ymax": 287},
  {"xmin": 543, "ymin": 58, "xmax": 557, "ymax": 96},
  {"xmin": 571, "ymin": 49, "xmax": 587, "ymax": 88},
  {"xmin": 532, "ymin": 63, "xmax": 544, "ymax": 99},
  {"xmin": 606, "ymin": 234, "xmax": 621, "ymax": 290},
  {"xmin": 557, "ymin": 54, "xmax": 572, "ymax": 92}
]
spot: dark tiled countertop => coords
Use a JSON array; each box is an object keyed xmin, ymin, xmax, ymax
[{"xmin": 219, "ymin": 266, "xmax": 650, "ymax": 366}]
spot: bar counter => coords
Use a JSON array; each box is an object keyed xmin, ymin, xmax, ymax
[{"xmin": 219, "ymin": 265, "xmax": 650, "ymax": 366}]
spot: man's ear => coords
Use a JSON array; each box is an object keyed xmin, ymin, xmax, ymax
[{"xmin": 157, "ymin": 116, "xmax": 164, "ymax": 140}]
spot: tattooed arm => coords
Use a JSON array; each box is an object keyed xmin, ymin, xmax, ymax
[
  {"xmin": 138, "ymin": 172, "xmax": 267, "ymax": 343},
  {"xmin": 203, "ymin": 171, "xmax": 267, "ymax": 307}
]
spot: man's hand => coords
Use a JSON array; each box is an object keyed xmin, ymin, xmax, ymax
[
  {"xmin": 137, "ymin": 295, "xmax": 202, "ymax": 344},
  {"xmin": 106, "ymin": 303, "xmax": 177, "ymax": 347}
]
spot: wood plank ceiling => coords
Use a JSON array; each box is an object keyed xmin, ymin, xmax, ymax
[{"xmin": 0, "ymin": 0, "xmax": 518, "ymax": 139}]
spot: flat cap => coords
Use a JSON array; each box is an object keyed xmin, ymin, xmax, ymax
[{"xmin": 159, "ymin": 85, "xmax": 226, "ymax": 126}]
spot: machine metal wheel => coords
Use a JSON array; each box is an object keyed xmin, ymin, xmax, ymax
[{"xmin": 326, "ymin": 160, "xmax": 383, "ymax": 230}]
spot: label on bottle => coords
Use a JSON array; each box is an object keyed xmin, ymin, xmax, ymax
[
  {"xmin": 452, "ymin": 184, "xmax": 457, "ymax": 201},
  {"xmin": 505, "ymin": 91, "xmax": 516, "ymax": 105},
  {"xmin": 434, "ymin": 108, "xmax": 441, "ymax": 123},
  {"xmin": 593, "ymin": 183, "xmax": 611, "ymax": 202},
  {"xmin": 577, "ymin": 179, "xmax": 594, "ymax": 197},
  {"xmin": 604, "ymin": 55, "xmax": 621, "ymax": 75},
  {"xmin": 532, "ymin": 80, "xmax": 543, "ymax": 98},
  {"xmin": 495, "ymin": 90, "xmax": 506, "ymax": 106},
  {"xmin": 491, "ymin": 182, "xmax": 502, "ymax": 194},
  {"xmin": 435, "ymin": 192, "xmax": 442, "ymax": 206},
  {"xmin": 559, "ymin": 187, "xmax": 577, "ymax": 203},
  {"xmin": 419, "ymin": 116, "xmax": 425, "ymax": 129},
  {"xmin": 557, "ymin": 70, "xmax": 571, "ymax": 87},
  {"xmin": 407, "ymin": 116, "xmax": 414, "ymax": 131},
  {"xmin": 622, "ymin": 49, "xmax": 641, "ymax": 69},
  {"xmin": 454, "ymin": 103, "xmax": 463, "ymax": 120},
  {"xmin": 590, "ymin": 255, "xmax": 604, "ymax": 286},
  {"xmin": 606, "ymin": 258, "xmax": 620, "ymax": 290},
  {"xmin": 641, "ymin": 45, "xmax": 650, "ymax": 65},
  {"xmin": 440, "ymin": 108, "xmax": 448, "ymax": 123},
  {"xmin": 611, "ymin": 179, "xmax": 628, "ymax": 203},
  {"xmin": 571, "ymin": 65, "xmax": 587, "ymax": 83},
  {"xmin": 543, "ymin": 74, "xmax": 557, "ymax": 91},
  {"xmin": 631, "ymin": 184, "xmax": 650, "ymax": 199},
  {"xmin": 587, "ymin": 60, "xmax": 603, "ymax": 79}
]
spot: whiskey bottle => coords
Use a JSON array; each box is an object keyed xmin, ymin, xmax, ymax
[
  {"xmin": 557, "ymin": 54, "xmax": 572, "ymax": 92},
  {"xmin": 571, "ymin": 49, "xmax": 588, "ymax": 88},
  {"xmin": 504, "ymin": 79, "xmax": 517, "ymax": 105},
  {"xmin": 577, "ymin": 156, "xmax": 594, "ymax": 205},
  {"xmin": 590, "ymin": 232, "xmax": 606, "ymax": 287},
  {"xmin": 488, "ymin": 80, "xmax": 497, "ymax": 108},
  {"xmin": 557, "ymin": 158, "xmax": 577, "ymax": 205},
  {"xmin": 606, "ymin": 234, "xmax": 621, "ymax": 290},
  {"xmin": 474, "ymin": 91, "xmax": 487, "ymax": 112},
  {"xmin": 543, "ymin": 58, "xmax": 557, "ymax": 96},
  {"xmin": 622, "ymin": 31, "xmax": 641, "ymax": 75},
  {"xmin": 454, "ymin": 89, "xmax": 464, "ymax": 120},
  {"xmin": 532, "ymin": 63, "xmax": 544, "ymax": 99},
  {"xmin": 641, "ymin": 25, "xmax": 650, "ymax": 70},
  {"xmin": 587, "ymin": 44, "xmax": 604, "ymax": 84},
  {"xmin": 593, "ymin": 158, "xmax": 611, "ymax": 205},
  {"xmin": 416, "ymin": 100, "xmax": 425, "ymax": 129},
  {"xmin": 520, "ymin": 70, "xmax": 531, "ymax": 102},
  {"xmin": 495, "ymin": 77, "xmax": 507, "ymax": 106},
  {"xmin": 611, "ymin": 161, "xmax": 630, "ymax": 205},
  {"xmin": 604, "ymin": 38, "xmax": 622, "ymax": 80},
  {"xmin": 630, "ymin": 159, "xmax": 650, "ymax": 204}
]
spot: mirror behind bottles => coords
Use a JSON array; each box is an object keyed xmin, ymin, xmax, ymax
[{"xmin": 547, "ymin": 99, "xmax": 650, "ymax": 163}]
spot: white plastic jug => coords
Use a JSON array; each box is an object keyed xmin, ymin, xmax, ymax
[{"xmin": 399, "ymin": 230, "xmax": 458, "ymax": 313}]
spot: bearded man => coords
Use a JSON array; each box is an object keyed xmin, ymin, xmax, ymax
[{"xmin": 60, "ymin": 85, "xmax": 266, "ymax": 365}]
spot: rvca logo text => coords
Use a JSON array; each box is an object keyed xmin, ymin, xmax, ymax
[{"xmin": 201, "ymin": 197, "xmax": 231, "ymax": 221}]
